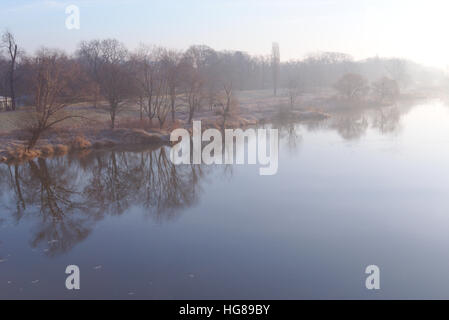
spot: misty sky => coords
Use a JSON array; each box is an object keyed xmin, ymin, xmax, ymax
[{"xmin": 1, "ymin": 0, "xmax": 449, "ymax": 68}]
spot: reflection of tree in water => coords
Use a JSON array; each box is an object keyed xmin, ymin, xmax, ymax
[
  {"xmin": 372, "ymin": 106, "xmax": 401, "ymax": 135},
  {"xmin": 27, "ymin": 158, "xmax": 91, "ymax": 256},
  {"xmin": 330, "ymin": 114, "xmax": 369, "ymax": 140},
  {"xmin": 329, "ymin": 105, "xmax": 403, "ymax": 140},
  {"xmin": 270, "ymin": 107, "xmax": 372, "ymax": 144},
  {"xmin": 0, "ymin": 158, "xmax": 96, "ymax": 256},
  {"xmin": 330, "ymin": 104, "xmax": 405, "ymax": 139},
  {"xmin": 300, "ymin": 104, "xmax": 405, "ymax": 140},
  {"xmin": 0, "ymin": 158, "xmax": 91, "ymax": 257},
  {"xmin": 84, "ymin": 151, "xmax": 136, "ymax": 217},
  {"xmin": 83, "ymin": 148, "xmax": 205, "ymax": 221},
  {"xmin": 4, "ymin": 165, "xmax": 26, "ymax": 221},
  {"xmin": 0, "ymin": 147, "xmax": 209, "ymax": 256},
  {"xmin": 270, "ymin": 113, "xmax": 303, "ymax": 153}
]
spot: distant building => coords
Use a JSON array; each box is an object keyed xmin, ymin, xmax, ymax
[{"xmin": 0, "ymin": 96, "xmax": 12, "ymax": 111}]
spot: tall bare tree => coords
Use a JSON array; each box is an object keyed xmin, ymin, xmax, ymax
[
  {"xmin": 180, "ymin": 51, "xmax": 205, "ymax": 123},
  {"xmin": 78, "ymin": 39, "xmax": 134, "ymax": 129},
  {"xmin": 77, "ymin": 40, "xmax": 102, "ymax": 108},
  {"xmin": 132, "ymin": 46, "xmax": 172, "ymax": 128},
  {"xmin": 1, "ymin": 30, "xmax": 19, "ymax": 110},
  {"xmin": 160, "ymin": 49, "xmax": 182, "ymax": 123},
  {"xmin": 18, "ymin": 49, "xmax": 88, "ymax": 149},
  {"xmin": 216, "ymin": 82, "xmax": 237, "ymax": 129},
  {"xmin": 286, "ymin": 69, "xmax": 305, "ymax": 110},
  {"xmin": 271, "ymin": 42, "xmax": 280, "ymax": 96},
  {"xmin": 372, "ymin": 77, "xmax": 399, "ymax": 104}
]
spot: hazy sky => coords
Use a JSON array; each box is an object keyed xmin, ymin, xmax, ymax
[{"xmin": 1, "ymin": 0, "xmax": 449, "ymax": 68}]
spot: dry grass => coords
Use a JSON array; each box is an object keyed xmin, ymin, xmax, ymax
[
  {"xmin": 55, "ymin": 144, "xmax": 69, "ymax": 154},
  {"xmin": 71, "ymin": 136, "xmax": 92, "ymax": 150},
  {"xmin": 0, "ymin": 89, "xmax": 336, "ymax": 163},
  {"xmin": 116, "ymin": 117, "xmax": 154, "ymax": 130},
  {"xmin": 5, "ymin": 145, "xmax": 41, "ymax": 160},
  {"xmin": 40, "ymin": 144, "xmax": 55, "ymax": 156}
]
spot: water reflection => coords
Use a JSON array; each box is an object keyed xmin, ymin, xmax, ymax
[
  {"xmin": 2, "ymin": 99, "xmax": 449, "ymax": 299},
  {"xmin": 299, "ymin": 104, "xmax": 406, "ymax": 140},
  {"xmin": 271, "ymin": 120, "xmax": 303, "ymax": 153},
  {"xmin": 331, "ymin": 113, "xmax": 369, "ymax": 140},
  {"xmin": 0, "ymin": 101, "xmax": 425, "ymax": 258},
  {"xmin": 0, "ymin": 148, "xmax": 208, "ymax": 256},
  {"xmin": 372, "ymin": 106, "xmax": 401, "ymax": 135},
  {"xmin": 82, "ymin": 148, "xmax": 205, "ymax": 220}
]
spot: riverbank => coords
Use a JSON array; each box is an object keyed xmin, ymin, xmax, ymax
[
  {"xmin": 0, "ymin": 107, "xmax": 329, "ymax": 164},
  {"xmin": 2, "ymin": 86, "xmax": 432, "ymax": 164}
]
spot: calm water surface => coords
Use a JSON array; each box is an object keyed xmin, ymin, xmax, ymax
[{"xmin": 1, "ymin": 100, "xmax": 449, "ymax": 299}]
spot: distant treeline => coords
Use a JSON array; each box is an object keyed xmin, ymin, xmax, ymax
[{"xmin": 0, "ymin": 30, "xmax": 446, "ymax": 148}]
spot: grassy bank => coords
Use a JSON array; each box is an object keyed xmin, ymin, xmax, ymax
[{"xmin": 6, "ymin": 87, "xmax": 416, "ymax": 163}]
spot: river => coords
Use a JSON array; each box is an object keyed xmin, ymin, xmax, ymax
[{"xmin": 1, "ymin": 100, "xmax": 449, "ymax": 299}]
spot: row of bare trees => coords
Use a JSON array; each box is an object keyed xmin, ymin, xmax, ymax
[
  {"xmin": 2, "ymin": 36, "xmax": 247, "ymax": 148},
  {"xmin": 1, "ymin": 32, "xmax": 425, "ymax": 112},
  {"xmin": 75, "ymin": 40, "xmax": 241, "ymax": 129},
  {"xmin": 0, "ymin": 30, "xmax": 439, "ymax": 149}
]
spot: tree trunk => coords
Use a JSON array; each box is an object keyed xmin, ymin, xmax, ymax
[
  {"xmin": 9, "ymin": 70, "xmax": 16, "ymax": 110},
  {"xmin": 148, "ymin": 111, "xmax": 153, "ymax": 127},
  {"xmin": 110, "ymin": 109, "xmax": 116, "ymax": 129},
  {"xmin": 188, "ymin": 105, "xmax": 194, "ymax": 123},
  {"xmin": 27, "ymin": 130, "xmax": 41, "ymax": 150},
  {"xmin": 158, "ymin": 117, "xmax": 164, "ymax": 129},
  {"xmin": 171, "ymin": 96, "xmax": 175, "ymax": 123},
  {"xmin": 93, "ymin": 86, "xmax": 98, "ymax": 108},
  {"xmin": 170, "ymin": 86, "xmax": 176, "ymax": 123},
  {"xmin": 139, "ymin": 96, "xmax": 143, "ymax": 121},
  {"xmin": 9, "ymin": 44, "xmax": 17, "ymax": 111},
  {"xmin": 222, "ymin": 109, "xmax": 228, "ymax": 130}
]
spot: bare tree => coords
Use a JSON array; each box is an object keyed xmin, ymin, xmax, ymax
[
  {"xmin": 132, "ymin": 46, "xmax": 172, "ymax": 128},
  {"xmin": 1, "ymin": 30, "xmax": 20, "ymax": 110},
  {"xmin": 183, "ymin": 74, "xmax": 204, "ymax": 124},
  {"xmin": 77, "ymin": 40, "xmax": 102, "ymax": 108},
  {"xmin": 334, "ymin": 73, "xmax": 369, "ymax": 100},
  {"xmin": 385, "ymin": 58, "xmax": 409, "ymax": 90},
  {"xmin": 271, "ymin": 42, "xmax": 280, "ymax": 96},
  {"xmin": 18, "ymin": 49, "xmax": 88, "ymax": 149},
  {"xmin": 286, "ymin": 76, "xmax": 304, "ymax": 110},
  {"xmin": 180, "ymin": 52, "xmax": 205, "ymax": 123},
  {"xmin": 216, "ymin": 82, "xmax": 238, "ymax": 129},
  {"xmin": 153, "ymin": 73, "xmax": 170, "ymax": 129},
  {"xmin": 372, "ymin": 77, "xmax": 399, "ymax": 104},
  {"xmin": 132, "ymin": 45, "xmax": 159, "ymax": 125},
  {"xmin": 160, "ymin": 49, "xmax": 182, "ymax": 123},
  {"xmin": 79, "ymin": 39, "xmax": 134, "ymax": 129}
]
